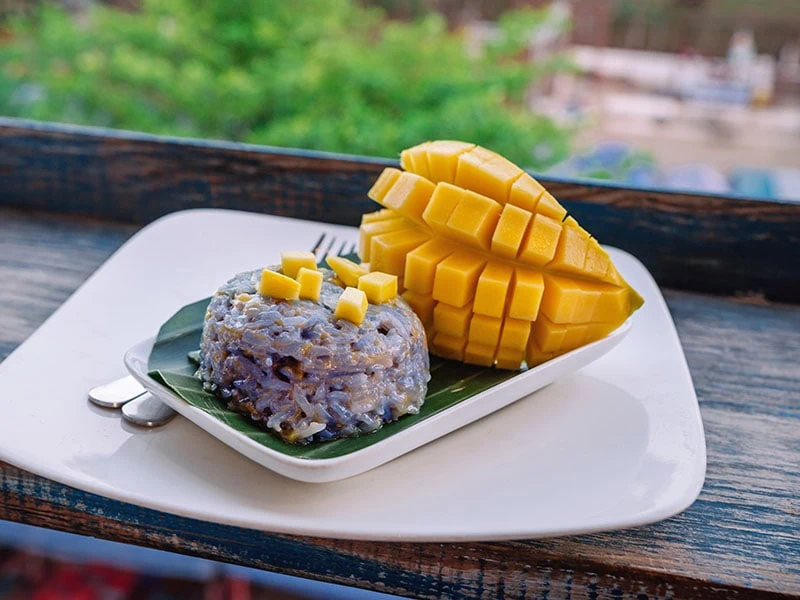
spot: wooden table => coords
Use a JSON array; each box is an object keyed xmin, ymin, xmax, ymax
[{"xmin": 1, "ymin": 119, "xmax": 798, "ymax": 599}]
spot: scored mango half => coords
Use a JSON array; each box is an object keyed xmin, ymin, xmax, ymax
[{"xmin": 360, "ymin": 140, "xmax": 644, "ymax": 370}]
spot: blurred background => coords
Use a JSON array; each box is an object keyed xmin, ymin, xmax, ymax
[{"xmin": 0, "ymin": 0, "xmax": 798, "ymax": 597}]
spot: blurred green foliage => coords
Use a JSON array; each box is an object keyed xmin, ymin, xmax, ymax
[{"xmin": 0, "ymin": 0, "xmax": 570, "ymax": 168}]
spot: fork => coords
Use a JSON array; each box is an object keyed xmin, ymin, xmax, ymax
[{"xmin": 89, "ymin": 232, "xmax": 358, "ymax": 426}]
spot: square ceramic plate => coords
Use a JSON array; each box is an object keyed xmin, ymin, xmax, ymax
[{"xmin": 0, "ymin": 209, "xmax": 706, "ymax": 541}]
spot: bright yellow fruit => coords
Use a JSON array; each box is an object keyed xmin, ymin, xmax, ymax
[
  {"xmin": 360, "ymin": 140, "xmax": 644, "ymax": 369},
  {"xmin": 296, "ymin": 267, "xmax": 323, "ymax": 301},
  {"xmin": 326, "ymin": 256, "xmax": 368, "ymax": 288},
  {"xmin": 358, "ymin": 271, "xmax": 398, "ymax": 304},
  {"xmin": 258, "ymin": 269, "xmax": 301, "ymax": 301},
  {"xmin": 280, "ymin": 251, "xmax": 317, "ymax": 279},
  {"xmin": 334, "ymin": 287, "xmax": 369, "ymax": 326}
]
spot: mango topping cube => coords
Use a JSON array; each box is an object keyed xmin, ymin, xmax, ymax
[
  {"xmin": 464, "ymin": 341, "xmax": 496, "ymax": 367},
  {"xmin": 518, "ymin": 214, "xmax": 562, "ymax": 266},
  {"xmin": 432, "ymin": 332, "xmax": 466, "ymax": 361},
  {"xmin": 334, "ymin": 287, "xmax": 369, "ymax": 326},
  {"xmin": 402, "ymin": 290, "xmax": 435, "ymax": 326},
  {"xmin": 258, "ymin": 269, "xmax": 301, "ymax": 301},
  {"xmin": 367, "ymin": 168, "xmax": 401, "ymax": 203},
  {"xmin": 454, "ymin": 146, "xmax": 523, "ymax": 203},
  {"xmin": 491, "ymin": 203, "xmax": 533, "ymax": 259},
  {"xmin": 404, "ymin": 238, "xmax": 455, "ymax": 295},
  {"xmin": 422, "ymin": 182, "xmax": 464, "ymax": 234},
  {"xmin": 468, "ymin": 314, "xmax": 503, "ymax": 348},
  {"xmin": 358, "ymin": 271, "xmax": 398, "ymax": 304},
  {"xmin": 498, "ymin": 317, "xmax": 532, "ymax": 351},
  {"xmin": 369, "ymin": 229, "xmax": 428, "ymax": 277},
  {"xmin": 473, "ymin": 262, "xmax": 513, "ymax": 318},
  {"xmin": 400, "ymin": 142, "xmax": 431, "ymax": 179},
  {"xmin": 326, "ymin": 256, "xmax": 368, "ymax": 287},
  {"xmin": 494, "ymin": 347, "xmax": 525, "ymax": 370},
  {"xmin": 509, "ymin": 174, "xmax": 545, "ymax": 212},
  {"xmin": 433, "ymin": 302, "xmax": 472, "ymax": 339},
  {"xmin": 424, "ymin": 140, "xmax": 475, "ymax": 184},
  {"xmin": 381, "ymin": 172, "xmax": 436, "ymax": 224},
  {"xmin": 296, "ymin": 267, "xmax": 323, "ymax": 301},
  {"xmin": 445, "ymin": 190, "xmax": 502, "ymax": 250},
  {"xmin": 507, "ymin": 268, "xmax": 544, "ymax": 321},
  {"xmin": 280, "ymin": 251, "xmax": 318, "ymax": 279},
  {"xmin": 432, "ymin": 251, "xmax": 486, "ymax": 308},
  {"xmin": 358, "ymin": 217, "xmax": 408, "ymax": 261}
]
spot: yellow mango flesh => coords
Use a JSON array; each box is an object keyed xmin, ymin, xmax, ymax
[
  {"xmin": 296, "ymin": 267, "xmax": 323, "ymax": 301},
  {"xmin": 361, "ymin": 141, "xmax": 644, "ymax": 369},
  {"xmin": 358, "ymin": 271, "xmax": 398, "ymax": 304},
  {"xmin": 258, "ymin": 269, "xmax": 301, "ymax": 301},
  {"xmin": 326, "ymin": 256, "xmax": 368, "ymax": 288},
  {"xmin": 334, "ymin": 287, "xmax": 368, "ymax": 326},
  {"xmin": 280, "ymin": 251, "xmax": 317, "ymax": 279}
]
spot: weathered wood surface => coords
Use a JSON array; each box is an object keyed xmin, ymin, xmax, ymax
[
  {"xmin": 1, "ymin": 208, "xmax": 798, "ymax": 599},
  {"xmin": 2, "ymin": 118, "xmax": 800, "ymax": 302}
]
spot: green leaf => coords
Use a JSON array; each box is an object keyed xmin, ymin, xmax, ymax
[{"xmin": 148, "ymin": 296, "xmax": 517, "ymax": 460}]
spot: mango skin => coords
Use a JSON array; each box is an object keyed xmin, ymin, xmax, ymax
[{"xmin": 363, "ymin": 141, "xmax": 644, "ymax": 369}]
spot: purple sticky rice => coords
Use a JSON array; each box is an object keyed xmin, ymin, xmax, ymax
[{"xmin": 197, "ymin": 268, "xmax": 430, "ymax": 444}]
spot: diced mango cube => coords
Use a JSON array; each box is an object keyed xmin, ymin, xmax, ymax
[
  {"xmin": 445, "ymin": 190, "xmax": 502, "ymax": 250},
  {"xmin": 536, "ymin": 191, "xmax": 567, "ymax": 221},
  {"xmin": 595, "ymin": 286, "xmax": 631, "ymax": 323},
  {"xmin": 402, "ymin": 290, "xmax": 435, "ymax": 326},
  {"xmin": 473, "ymin": 262, "xmax": 513, "ymax": 318},
  {"xmin": 367, "ymin": 168, "xmax": 401, "ymax": 203},
  {"xmin": 464, "ymin": 341, "xmax": 496, "ymax": 367},
  {"xmin": 548, "ymin": 224, "xmax": 588, "ymax": 274},
  {"xmin": 296, "ymin": 267, "xmax": 323, "ymax": 301},
  {"xmin": 525, "ymin": 336, "xmax": 561, "ymax": 367},
  {"xmin": 400, "ymin": 142, "xmax": 431, "ymax": 179},
  {"xmin": 432, "ymin": 251, "xmax": 486, "ymax": 308},
  {"xmin": 404, "ymin": 238, "xmax": 454, "ymax": 295},
  {"xmin": 433, "ymin": 301, "xmax": 472, "ymax": 339},
  {"xmin": 280, "ymin": 251, "xmax": 317, "ymax": 279},
  {"xmin": 358, "ymin": 271, "xmax": 398, "ymax": 304},
  {"xmin": 360, "ymin": 208, "xmax": 398, "ymax": 224},
  {"xmin": 509, "ymin": 174, "xmax": 545, "ymax": 212},
  {"xmin": 369, "ymin": 229, "xmax": 428, "ymax": 276},
  {"xmin": 454, "ymin": 146, "xmax": 523, "ymax": 203},
  {"xmin": 334, "ymin": 287, "xmax": 369, "ymax": 325},
  {"xmin": 494, "ymin": 346, "xmax": 524, "ymax": 370},
  {"xmin": 422, "ymin": 182, "xmax": 463, "ymax": 234},
  {"xmin": 258, "ymin": 269, "xmax": 301, "ymax": 301},
  {"xmin": 358, "ymin": 217, "xmax": 408, "ymax": 261},
  {"xmin": 381, "ymin": 172, "xmax": 436, "ymax": 224},
  {"xmin": 584, "ymin": 238, "xmax": 610, "ymax": 278},
  {"xmin": 531, "ymin": 316, "xmax": 567, "ymax": 353},
  {"xmin": 518, "ymin": 214, "xmax": 562, "ymax": 266},
  {"xmin": 468, "ymin": 314, "xmax": 503, "ymax": 347},
  {"xmin": 425, "ymin": 141, "xmax": 475, "ymax": 183},
  {"xmin": 508, "ymin": 268, "xmax": 544, "ymax": 321},
  {"xmin": 491, "ymin": 203, "xmax": 533, "ymax": 259},
  {"xmin": 540, "ymin": 274, "xmax": 585, "ymax": 323},
  {"xmin": 498, "ymin": 317, "xmax": 532, "ymax": 351},
  {"xmin": 431, "ymin": 332, "xmax": 466, "ymax": 361},
  {"xmin": 326, "ymin": 256, "xmax": 368, "ymax": 287}
]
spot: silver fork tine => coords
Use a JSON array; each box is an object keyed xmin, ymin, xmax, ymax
[
  {"xmin": 323, "ymin": 235, "xmax": 336, "ymax": 258},
  {"xmin": 310, "ymin": 232, "xmax": 326, "ymax": 258},
  {"xmin": 338, "ymin": 239, "xmax": 349, "ymax": 256},
  {"xmin": 348, "ymin": 242, "xmax": 357, "ymax": 256}
]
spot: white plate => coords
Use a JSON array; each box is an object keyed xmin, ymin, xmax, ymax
[
  {"xmin": 125, "ymin": 320, "xmax": 630, "ymax": 483},
  {"xmin": 0, "ymin": 209, "xmax": 706, "ymax": 541}
]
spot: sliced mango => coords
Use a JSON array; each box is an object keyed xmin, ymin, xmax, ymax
[
  {"xmin": 326, "ymin": 256, "xmax": 368, "ymax": 287},
  {"xmin": 334, "ymin": 287, "xmax": 368, "ymax": 326},
  {"xmin": 280, "ymin": 251, "xmax": 317, "ymax": 279},
  {"xmin": 362, "ymin": 141, "xmax": 644, "ymax": 369},
  {"xmin": 258, "ymin": 269, "xmax": 301, "ymax": 301},
  {"xmin": 296, "ymin": 267, "xmax": 323, "ymax": 301},
  {"xmin": 358, "ymin": 271, "xmax": 398, "ymax": 304}
]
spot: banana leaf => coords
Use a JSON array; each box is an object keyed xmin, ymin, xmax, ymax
[{"xmin": 148, "ymin": 297, "xmax": 517, "ymax": 460}]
